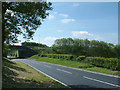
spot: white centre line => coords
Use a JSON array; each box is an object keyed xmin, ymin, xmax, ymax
[
  {"xmin": 83, "ymin": 76, "xmax": 120, "ymax": 88},
  {"xmin": 44, "ymin": 65, "xmax": 51, "ymax": 68},
  {"xmin": 57, "ymin": 69, "xmax": 72, "ymax": 74}
]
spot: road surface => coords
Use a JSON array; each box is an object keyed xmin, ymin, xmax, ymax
[{"xmin": 12, "ymin": 59, "xmax": 120, "ymax": 89}]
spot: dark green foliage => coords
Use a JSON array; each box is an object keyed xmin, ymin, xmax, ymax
[
  {"xmin": 78, "ymin": 65, "xmax": 94, "ymax": 68},
  {"xmin": 40, "ymin": 53, "xmax": 120, "ymax": 71},
  {"xmin": 114, "ymin": 45, "xmax": 120, "ymax": 58},
  {"xmin": 36, "ymin": 53, "xmax": 120, "ymax": 71},
  {"xmin": 85, "ymin": 57, "xmax": 120, "ymax": 70},
  {"xmin": 3, "ymin": 43, "xmax": 9, "ymax": 57},
  {"xmin": 2, "ymin": 2, "xmax": 52, "ymax": 44},
  {"xmin": 40, "ymin": 54, "xmax": 76, "ymax": 61},
  {"xmin": 21, "ymin": 42, "xmax": 48, "ymax": 48},
  {"xmin": 7, "ymin": 49, "xmax": 17, "ymax": 57},
  {"xmin": 51, "ymin": 38, "xmax": 120, "ymax": 58},
  {"xmin": 76, "ymin": 56, "xmax": 86, "ymax": 62},
  {"xmin": 40, "ymin": 54, "xmax": 47, "ymax": 57},
  {"xmin": 2, "ymin": 2, "xmax": 52, "ymax": 57}
]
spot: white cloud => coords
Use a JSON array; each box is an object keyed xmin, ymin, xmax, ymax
[
  {"xmin": 61, "ymin": 19, "xmax": 75, "ymax": 23},
  {"xmin": 44, "ymin": 36, "xmax": 57, "ymax": 41},
  {"xmin": 48, "ymin": 15, "xmax": 54, "ymax": 20},
  {"xmin": 53, "ymin": 12, "xmax": 57, "ymax": 14},
  {"xmin": 57, "ymin": 30, "xmax": 63, "ymax": 33},
  {"xmin": 73, "ymin": 3, "xmax": 80, "ymax": 7},
  {"xmin": 72, "ymin": 31, "xmax": 93, "ymax": 38},
  {"xmin": 43, "ymin": 36, "xmax": 58, "ymax": 47},
  {"xmin": 59, "ymin": 13, "xmax": 69, "ymax": 17},
  {"xmin": 72, "ymin": 31, "xmax": 103, "ymax": 40}
]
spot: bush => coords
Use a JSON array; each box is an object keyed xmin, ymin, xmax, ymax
[
  {"xmin": 76, "ymin": 56, "xmax": 86, "ymax": 62},
  {"xmin": 85, "ymin": 57, "xmax": 120, "ymax": 70},
  {"xmin": 40, "ymin": 54, "xmax": 47, "ymax": 57},
  {"xmin": 41, "ymin": 54, "xmax": 76, "ymax": 61},
  {"xmin": 79, "ymin": 65, "xmax": 94, "ymax": 68}
]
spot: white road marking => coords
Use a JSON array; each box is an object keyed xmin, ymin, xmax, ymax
[
  {"xmin": 20, "ymin": 62, "xmax": 71, "ymax": 88},
  {"xmin": 44, "ymin": 65, "xmax": 51, "ymax": 68},
  {"xmin": 57, "ymin": 69, "xmax": 72, "ymax": 74},
  {"xmin": 83, "ymin": 76, "xmax": 120, "ymax": 88},
  {"xmin": 15, "ymin": 59, "xmax": 120, "ymax": 78}
]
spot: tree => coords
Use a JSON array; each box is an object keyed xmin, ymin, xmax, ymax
[
  {"xmin": 114, "ymin": 45, "xmax": 120, "ymax": 58},
  {"xmin": 3, "ymin": 43, "xmax": 9, "ymax": 57},
  {"xmin": 21, "ymin": 42, "xmax": 48, "ymax": 48},
  {"xmin": 52, "ymin": 38, "xmax": 118, "ymax": 58},
  {"xmin": 2, "ymin": 2, "xmax": 52, "ymax": 44},
  {"xmin": 2, "ymin": 2, "xmax": 52, "ymax": 57}
]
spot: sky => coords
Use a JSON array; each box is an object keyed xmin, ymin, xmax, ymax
[{"xmin": 16, "ymin": 2, "xmax": 118, "ymax": 47}]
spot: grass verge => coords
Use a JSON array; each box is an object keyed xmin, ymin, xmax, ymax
[
  {"xmin": 29, "ymin": 55, "xmax": 120, "ymax": 76},
  {"xmin": 2, "ymin": 57, "xmax": 68, "ymax": 88}
]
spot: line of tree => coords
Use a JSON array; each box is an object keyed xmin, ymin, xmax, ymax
[
  {"xmin": 21, "ymin": 42, "xmax": 48, "ymax": 48},
  {"xmin": 51, "ymin": 38, "xmax": 120, "ymax": 58}
]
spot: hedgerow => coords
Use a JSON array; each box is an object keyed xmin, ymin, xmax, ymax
[
  {"xmin": 76, "ymin": 56, "xmax": 86, "ymax": 62},
  {"xmin": 40, "ymin": 54, "xmax": 120, "ymax": 70},
  {"xmin": 85, "ymin": 57, "xmax": 120, "ymax": 70},
  {"xmin": 40, "ymin": 54, "xmax": 76, "ymax": 61}
]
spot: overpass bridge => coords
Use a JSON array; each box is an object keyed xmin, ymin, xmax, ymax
[{"xmin": 9, "ymin": 45, "xmax": 38, "ymax": 58}]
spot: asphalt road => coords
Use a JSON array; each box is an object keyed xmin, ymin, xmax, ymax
[{"xmin": 12, "ymin": 59, "xmax": 120, "ymax": 89}]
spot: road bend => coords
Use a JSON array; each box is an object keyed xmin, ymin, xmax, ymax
[{"xmin": 12, "ymin": 59, "xmax": 120, "ymax": 89}]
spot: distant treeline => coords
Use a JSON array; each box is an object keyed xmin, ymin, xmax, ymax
[
  {"xmin": 21, "ymin": 42, "xmax": 48, "ymax": 48},
  {"xmin": 51, "ymin": 38, "xmax": 120, "ymax": 58}
]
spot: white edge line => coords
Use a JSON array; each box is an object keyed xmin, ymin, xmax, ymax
[
  {"xmin": 83, "ymin": 76, "xmax": 120, "ymax": 88},
  {"xmin": 12, "ymin": 60, "xmax": 120, "ymax": 88},
  {"xmin": 20, "ymin": 61, "xmax": 71, "ymax": 88},
  {"xmin": 13, "ymin": 59, "xmax": 120, "ymax": 78},
  {"xmin": 36, "ymin": 60, "xmax": 120, "ymax": 78}
]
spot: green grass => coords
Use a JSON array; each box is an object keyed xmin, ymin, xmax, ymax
[
  {"xmin": 2, "ymin": 57, "xmax": 68, "ymax": 88},
  {"xmin": 28, "ymin": 55, "xmax": 39, "ymax": 60},
  {"xmin": 85, "ymin": 67, "xmax": 119, "ymax": 75},
  {"xmin": 34, "ymin": 56, "xmax": 120, "ymax": 76},
  {"xmin": 36, "ymin": 57, "xmax": 92, "ymax": 68}
]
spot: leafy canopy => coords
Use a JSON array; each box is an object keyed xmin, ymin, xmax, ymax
[
  {"xmin": 21, "ymin": 42, "xmax": 48, "ymax": 48},
  {"xmin": 2, "ymin": 2, "xmax": 52, "ymax": 44},
  {"xmin": 52, "ymin": 38, "xmax": 119, "ymax": 58}
]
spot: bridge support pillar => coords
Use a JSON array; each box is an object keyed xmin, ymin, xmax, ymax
[{"xmin": 17, "ymin": 50, "xmax": 19, "ymax": 57}]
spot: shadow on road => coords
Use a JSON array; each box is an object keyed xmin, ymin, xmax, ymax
[
  {"xmin": 8, "ymin": 57, "xmax": 27, "ymax": 59},
  {"xmin": 68, "ymin": 85, "xmax": 118, "ymax": 90}
]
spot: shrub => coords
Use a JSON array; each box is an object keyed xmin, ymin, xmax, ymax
[
  {"xmin": 85, "ymin": 57, "xmax": 120, "ymax": 70},
  {"xmin": 76, "ymin": 56, "xmax": 86, "ymax": 62},
  {"xmin": 40, "ymin": 54, "xmax": 76, "ymax": 61},
  {"xmin": 79, "ymin": 65, "xmax": 94, "ymax": 68},
  {"xmin": 40, "ymin": 54, "xmax": 47, "ymax": 57}
]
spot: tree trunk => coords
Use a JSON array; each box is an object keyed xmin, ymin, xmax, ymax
[{"xmin": 2, "ymin": 2, "xmax": 7, "ymax": 57}]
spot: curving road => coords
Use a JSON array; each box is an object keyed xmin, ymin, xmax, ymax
[{"xmin": 12, "ymin": 59, "xmax": 120, "ymax": 89}]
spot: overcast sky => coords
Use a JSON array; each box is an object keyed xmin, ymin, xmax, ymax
[{"xmin": 16, "ymin": 2, "xmax": 118, "ymax": 47}]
